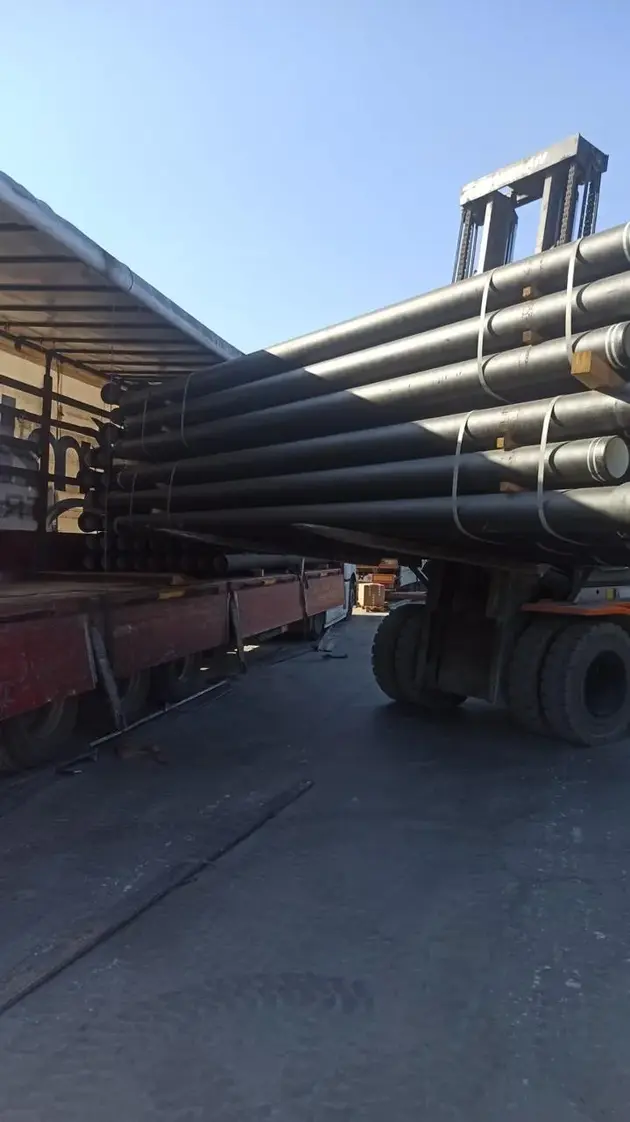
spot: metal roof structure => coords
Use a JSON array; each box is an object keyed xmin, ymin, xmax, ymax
[{"xmin": 0, "ymin": 170, "xmax": 242, "ymax": 383}]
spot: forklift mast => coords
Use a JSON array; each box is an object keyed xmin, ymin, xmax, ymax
[{"xmin": 453, "ymin": 134, "xmax": 609, "ymax": 282}]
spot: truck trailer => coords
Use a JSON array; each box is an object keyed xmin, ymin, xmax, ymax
[{"xmin": 0, "ymin": 171, "xmax": 351, "ymax": 772}]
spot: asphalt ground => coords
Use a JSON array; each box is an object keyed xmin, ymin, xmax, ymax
[{"xmin": 0, "ymin": 613, "xmax": 629, "ymax": 1120}]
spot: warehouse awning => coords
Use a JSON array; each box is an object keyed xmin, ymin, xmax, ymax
[{"xmin": 0, "ymin": 170, "xmax": 242, "ymax": 383}]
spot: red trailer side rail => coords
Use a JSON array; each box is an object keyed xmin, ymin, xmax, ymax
[{"xmin": 0, "ymin": 568, "xmax": 343, "ymax": 722}]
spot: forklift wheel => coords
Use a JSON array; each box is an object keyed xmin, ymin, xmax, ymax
[
  {"xmin": 506, "ymin": 617, "xmax": 567, "ymax": 736},
  {"xmin": 394, "ymin": 610, "xmax": 465, "ymax": 711},
  {"xmin": 540, "ymin": 621, "xmax": 630, "ymax": 746},
  {"xmin": 371, "ymin": 604, "xmax": 420, "ymax": 701}
]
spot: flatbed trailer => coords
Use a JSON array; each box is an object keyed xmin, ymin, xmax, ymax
[
  {"xmin": 0, "ymin": 170, "xmax": 352, "ymax": 773},
  {"xmin": 0, "ymin": 565, "xmax": 344, "ymax": 771}
]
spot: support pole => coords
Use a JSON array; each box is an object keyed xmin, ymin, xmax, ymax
[{"xmin": 35, "ymin": 351, "xmax": 54, "ymax": 565}]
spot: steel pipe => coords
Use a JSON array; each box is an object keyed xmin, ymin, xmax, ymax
[
  {"xmin": 112, "ymin": 323, "xmax": 630, "ymax": 462},
  {"xmin": 224, "ymin": 553, "xmax": 311, "ymax": 573},
  {"xmin": 110, "ymin": 391, "xmax": 630, "ymax": 491},
  {"xmin": 101, "ymin": 437, "xmax": 629, "ymax": 515},
  {"xmin": 115, "ymin": 222, "xmax": 630, "ymax": 416},
  {"xmin": 113, "ymin": 483, "xmax": 630, "ymax": 541},
  {"xmin": 118, "ymin": 273, "xmax": 630, "ymax": 437}
]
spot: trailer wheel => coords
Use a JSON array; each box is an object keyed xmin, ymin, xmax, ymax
[
  {"xmin": 304, "ymin": 611, "xmax": 327, "ymax": 641},
  {"xmin": 394, "ymin": 609, "xmax": 465, "ymax": 711},
  {"xmin": 346, "ymin": 576, "xmax": 357, "ymax": 619},
  {"xmin": 506, "ymin": 617, "xmax": 567, "ymax": 735},
  {"xmin": 150, "ymin": 655, "xmax": 207, "ymax": 704},
  {"xmin": 116, "ymin": 670, "xmax": 151, "ymax": 724},
  {"xmin": 2, "ymin": 696, "xmax": 78, "ymax": 770},
  {"xmin": 371, "ymin": 603, "xmax": 426, "ymax": 701},
  {"xmin": 0, "ymin": 745, "xmax": 16, "ymax": 775},
  {"xmin": 540, "ymin": 621, "xmax": 630, "ymax": 746}
]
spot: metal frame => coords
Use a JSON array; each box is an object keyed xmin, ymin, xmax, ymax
[
  {"xmin": 453, "ymin": 135, "xmax": 608, "ymax": 280},
  {"xmin": 0, "ymin": 360, "xmax": 102, "ymax": 533}
]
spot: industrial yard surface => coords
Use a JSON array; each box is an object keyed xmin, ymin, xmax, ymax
[{"xmin": 0, "ymin": 614, "xmax": 628, "ymax": 1120}]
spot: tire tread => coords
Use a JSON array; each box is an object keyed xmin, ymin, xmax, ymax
[{"xmin": 371, "ymin": 605, "xmax": 419, "ymax": 701}]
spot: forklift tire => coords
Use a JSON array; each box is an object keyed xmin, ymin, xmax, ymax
[
  {"xmin": 506, "ymin": 616, "xmax": 567, "ymax": 735},
  {"xmin": 394, "ymin": 609, "xmax": 465, "ymax": 711},
  {"xmin": 540, "ymin": 621, "xmax": 630, "ymax": 746},
  {"xmin": 150, "ymin": 655, "xmax": 207, "ymax": 704},
  {"xmin": 371, "ymin": 604, "xmax": 421, "ymax": 701},
  {"xmin": 2, "ymin": 696, "xmax": 79, "ymax": 770}
]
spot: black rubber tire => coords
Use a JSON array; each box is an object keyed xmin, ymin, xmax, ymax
[
  {"xmin": 150, "ymin": 655, "xmax": 207, "ymax": 704},
  {"xmin": 394, "ymin": 609, "xmax": 465, "ymax": 711},
  {"xmin": 506, "ymin": 617, "xmax": 567, "ymax": 735},
  {"xmin": 346, "ymin": 577, "xmax": 357, "ymax": 620},
  {"xmin": 371, "ymin": 603, "xmax": 428, "ymax": 702},
  {"xmin": 0, "ymin": 745, "xmax": 17, "ymax": 775},
  {"xmin": 116, "ymin": 670, "xmax": 151, "ymax": 723},
  {"xmin": 306, "ymin": 611, "xmax": 327, "ymax": 641},
  {"xmin": 540, "ymin": 621, "xmax": 630, "ymax": 746},
  {"xmin": 2, "ymin": 696, "xmax": 78, "ymax": 770}
]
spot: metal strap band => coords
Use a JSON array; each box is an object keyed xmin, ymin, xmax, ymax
[
  {"xmin": 127, "ymin": 468, "xmax": 138, "ymax": 518},
  {"xmin": 165, "ymin": 463, "xmax": 178, "ymax": 520},
  {"xmin": 536, "ymin": 396, "xmax": 581, "ymax": 546},
  {"xmin": 179, "ymin": 372, "xmax": 196, "ymax": 450},
  {"xmin": 477, "ymin": 272, "xmax": 507, "ymax": 403},
  {"xmin": 140, "ymin": 397, "xmax": 149, "ymax": 456},
  {"xmin": 102, "ymin": 456, "xmax": 112, "ymax": 569},
  {"xmin": 451, "ymin": 413, "xmax": 493, "ymax": 543},
  {"xmin": 564, "ymin": 237, "xmax": 583, "ymax": 370}
]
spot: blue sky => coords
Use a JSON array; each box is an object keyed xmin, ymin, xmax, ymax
[{"xmin": 0, "ymin": 0, "xmax": 626, "ymax": 352}]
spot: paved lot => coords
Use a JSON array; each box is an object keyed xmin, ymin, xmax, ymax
[{"xmin": 1, "ymin": 614, "xmax": 630, "ymax": 1119}]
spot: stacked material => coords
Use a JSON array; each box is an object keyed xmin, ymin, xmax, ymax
[{"xmin": 85, "ymin": 222, "xmax": 630, "ymax": 570}]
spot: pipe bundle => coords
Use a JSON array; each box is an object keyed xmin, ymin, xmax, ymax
[{"xmin": 85, "ymin": 221, "xmax": 630, "ymax": 571}]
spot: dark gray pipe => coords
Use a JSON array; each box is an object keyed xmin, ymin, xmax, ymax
[
  {"xmin": 150, "ymin": 524, "xmax": 373, "ymax": 564},
  {"xmin": 293, "ymin": 523, "xmax": 588, "ymax": 571},
  {"xmin": 119, "ymin": 272, "xmax": 630, "ymax": 437},
  {"xmin": 116, "ymin": 222, "xmax": 630, "ymax": 416},
  {"xmin": 112, "ymin": 323, "xmax": 630, "ymax": 462},
  {"xmin": 224, "ymin": 553, "xmax": 312, "ymax": 572},
  {"xmin": 112, "ymin": 391, "xmax": 630, "ymax": 490},
  {"xmin": 113, "ymin": 483, "xmax": 630, "ymax": 541},
  {"xmin": 302, "ymin": 523, "xmax": 630, "ymax": 570},
  {"xmin": 102, "ymin": 437, "xmax": 629, "ymax": 514}
]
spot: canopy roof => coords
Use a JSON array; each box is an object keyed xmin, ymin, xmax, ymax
[{"xmin": 0, "ymin": 170, "xmax": 241, "ymax": 383}]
